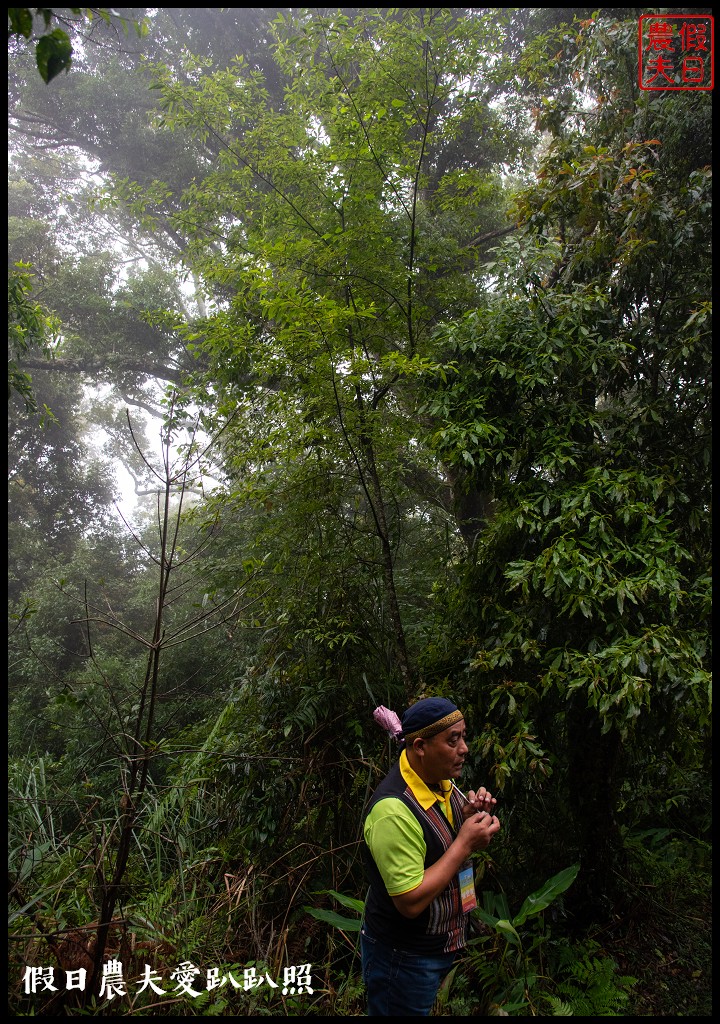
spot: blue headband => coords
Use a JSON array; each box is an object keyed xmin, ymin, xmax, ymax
[{"xmin": 402, "ymin": 697, "xmax": 463, "ymax": 743}]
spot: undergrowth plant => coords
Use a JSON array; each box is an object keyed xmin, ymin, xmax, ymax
[
  {"xmin": 543, "ymin": 940, "xmax": 637, "ymax": 1016},
  {"xmin": 462, "ymin": 862, "xmax": 635, "ymax": 1015}
]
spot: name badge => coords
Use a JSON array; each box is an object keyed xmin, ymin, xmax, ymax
[{"xmin": 458, "ymin": 864, "xmax": 477, "ymax": 913}]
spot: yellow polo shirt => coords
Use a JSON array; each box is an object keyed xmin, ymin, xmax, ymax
[{"xmin": 364, "ymin": 750, "xmax": 455, "ymax": 896}]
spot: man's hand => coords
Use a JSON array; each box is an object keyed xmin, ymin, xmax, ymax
[
  {"xmin": 457, "ymin": 809, "xmax": 500, "ymax": 854},
  {"xmin": 391, "ymin": 810, "xmax": 501, "ymax": 918},
  {"xmin": 461, "ymin": 785, "xmax": 497, "ymax": 820}
]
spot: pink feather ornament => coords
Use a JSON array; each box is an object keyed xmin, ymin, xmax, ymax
[{"xmin": 373, "ymin": 705, "xmax": 403, "ymax": 738}]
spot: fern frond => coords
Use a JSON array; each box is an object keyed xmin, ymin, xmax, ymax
[{"xmin": 545, "ymin": 995, "xmax": 574, "ymax": 1016}]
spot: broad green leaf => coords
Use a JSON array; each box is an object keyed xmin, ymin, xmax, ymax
[
  {"xmin": 513, "ymin": 864, "xmax": 580, "ymax": 926},
  {"xmin": 315, "ymin": 888, "xmax": 365, "ymax": 913},
  {"xmin": 35, "ymin": 29, "xmax": 72, "ymax": 83},
  {"xmin": 303, "ymin": 907, "xmax": 361, "ymax": 931},
  {"xmin": 495, "ymin": 918, "xmax": 521, "ymax": 945}
]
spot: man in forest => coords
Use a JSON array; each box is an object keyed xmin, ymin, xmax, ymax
[{"xmin": 362, "ymin": 697, "xmax": 500, "ymax": 1016}]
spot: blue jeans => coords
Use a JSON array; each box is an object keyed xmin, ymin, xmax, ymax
[{"xmin": 360, "ymin": 926, "xmax": 458, "ymax": 1016}]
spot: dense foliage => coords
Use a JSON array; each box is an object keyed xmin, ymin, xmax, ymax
[{"xmin": 8, "ymin": 7, "xmax": 711, "ymax": 1016}]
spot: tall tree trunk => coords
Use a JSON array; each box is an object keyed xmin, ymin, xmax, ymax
[
  {"xmin": 361, "ymin": 438, "xmax": 413, "ymax": 696},
  {"xmin": 565, "ymin": 700, "xmax": 627, "ymax": 925}
]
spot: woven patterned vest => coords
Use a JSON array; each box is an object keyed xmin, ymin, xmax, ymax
[{"xmin": 362, "ymin": 761, "xmax": 468, "ymax": 954}]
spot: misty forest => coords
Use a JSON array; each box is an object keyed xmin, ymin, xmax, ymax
[{"xmin": 8, "ymin": 7, "xmax": 711, "ymax": 1017}]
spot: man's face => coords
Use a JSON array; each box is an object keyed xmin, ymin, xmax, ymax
[{"xmin": 413, "ymin": 718, "xmax": 469, "ymax": 784}]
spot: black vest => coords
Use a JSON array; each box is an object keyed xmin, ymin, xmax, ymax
[{"xmin": 362, "ymin": 761, "xmax": 468, "ymax": 954}]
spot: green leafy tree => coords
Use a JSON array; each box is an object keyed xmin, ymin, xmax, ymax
[
  {"xmin": 421, "ymin": 11, "xmax": 711, "ymax": 915},
  {"xmin": 8, "ymin": 261, "xmax": 60, "ymax": 411},
  {"xmin": 139, "ymin": 7, "xmax": 528, "ymax": 695},
  {"xmin": 9, "ymin": 370, "xmax": 116, "ymax": 584},
  {"xmin": 8, "ymin": 9, "xmax": 297, "ymax": 484},
  {"xmin": 9, "ymin": 405, "xmax": 261, "ymax": 1012}
]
